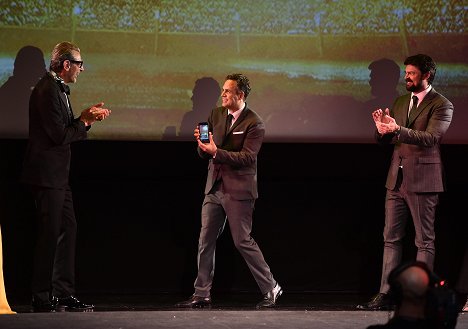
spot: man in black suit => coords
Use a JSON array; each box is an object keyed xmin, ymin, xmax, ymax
[
  {"xmin": 358, "ymin": 54, "xmax": 454, "ymax": 310},
  {"xmin": 176, "ymin": 73, "xmax": 281, "ymax": 309},
  {"xmin": 21, "ymin": 41, "xmax": 110, "ymax": 312}
]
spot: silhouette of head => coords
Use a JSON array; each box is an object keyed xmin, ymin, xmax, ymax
[
  {"xmin": 394, "ymin": 265, "xmax": 430, "ymax": 303},
  {"xmin": 388, "ymin": 262, "xmax": 432, "ymax": 319},
  {"xmin": 191, "ymin": 77, "xmax": 221, "ymax": 111},
  {"xmin": 12, "ymin": 46, "xmax": 46, "ymax": 87},
  {"xmin": 368, "ymin": 58, "xmax": 400, "ymax": 97}
]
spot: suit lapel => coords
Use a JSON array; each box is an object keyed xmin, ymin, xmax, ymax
[
  {"xmin": 58, "ymin": 92, "xmax": 74, "ymax": 123},
  {"xmin": 407, "ymin": 89, "xmax": 436, "ymax": 127},
  {"xmin": 224, "ymin": 106, "xmax": 249, "ymax": 138},
  {"xmin": 395, "ymin": 94, "xmax": 411, "ymax": 127},
  {"xmin": 49, "ymin": 73, "xmax": 73, "ymax": 123}
]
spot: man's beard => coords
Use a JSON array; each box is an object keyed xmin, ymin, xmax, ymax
[{"xmin": 406, "ymin": 80, "xmax": 420, "ymax": 92}]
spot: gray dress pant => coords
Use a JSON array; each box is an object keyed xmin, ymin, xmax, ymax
[
  {"xmin": 380, "ymin": 168, "xmax": 439, "ymax": 293},
  {"xmin": 194, "ymin": 181, "xmax": 276, "ymax": 297}
]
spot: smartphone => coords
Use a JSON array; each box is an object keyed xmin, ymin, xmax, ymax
[{"xmin": 198, "ymin": 122, "xmax": 210, "ymax": 143}]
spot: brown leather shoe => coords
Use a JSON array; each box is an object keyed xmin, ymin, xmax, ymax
[
  {"xmin": 256, "ymin": 283, "xmax": 283, "ymax": 309},
  {"xmin": 175, "ymin": 295, "xmax": 211, "ymax": 308},
  {"xmin": 356, "ymin": 293, "xmax": 391, "ymax": 310}
]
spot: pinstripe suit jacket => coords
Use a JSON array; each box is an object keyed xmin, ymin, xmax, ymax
[
  {"xmin": 198, "ymin": 105, "xmax": 265, "ymax": 200},
  {"xmin": 376, "ymin": 88, "xmax": 453, "ymax": 192}
]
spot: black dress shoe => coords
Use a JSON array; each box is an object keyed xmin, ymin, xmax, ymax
[
  {"xmin": 32, "ymin": 296, "xmax": 58, "ymax": 312},
  {"xmin": 256, "ymin": 283, "xmax": 283, "ymax": 309},
  {"xmin": 356, "ymin": 293, "xmax": 391, "ymax": 310},
  {"xmin": 56, "ymin": 296, "xmax": 94, "ymax": 312},
  {"xmin": 175, "ymin": 295, "xmax": 212, "ymax": 308}
]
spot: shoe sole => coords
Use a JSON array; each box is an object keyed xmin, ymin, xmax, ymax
[
  {"xmin": 256, "ymin": 289, "xmax": 283, "ymax": 309},
  {"xmin": 56, "ymin": 306, "xmax": 94, "ymax": 312},
  {"xmin": 175, "ymin": 302, "xmax": 212, "ymax": 308}
]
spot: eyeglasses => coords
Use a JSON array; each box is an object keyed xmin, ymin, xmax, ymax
[{"xmin": 69, "ymin": 60, "xmax": 84, "ymax": 68}]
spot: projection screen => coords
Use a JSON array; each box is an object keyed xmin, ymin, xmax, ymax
[{"xmin": 0, "ymin": 0, "xmax": 466, "ymax": 143}]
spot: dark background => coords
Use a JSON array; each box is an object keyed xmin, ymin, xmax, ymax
[{"xmin": 1, "ymin": 139, "xmax": 466, "ymax": 299}]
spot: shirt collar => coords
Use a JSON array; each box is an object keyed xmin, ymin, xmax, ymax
[
  {"xmin": 412, "ymin": 85, "xmax": 432, "ymax": 103},
  {"xmin": 227, "ymin": 103, "xmax": 246, "ymax": 122}
]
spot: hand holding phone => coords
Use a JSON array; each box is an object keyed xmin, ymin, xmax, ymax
[{"xmin": 198, "ymin": 122, "xmax": 210, "ymax": 143}]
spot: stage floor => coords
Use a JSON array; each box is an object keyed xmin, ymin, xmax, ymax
[{"xmin": 2, "ymin": 293, "xmax": 467, "ymax": 329}]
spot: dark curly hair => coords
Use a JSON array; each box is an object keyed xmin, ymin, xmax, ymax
[
  {"xmin": 225, "ymin": 73, "xmax": 251, "ymax": 99},
  {"xmin": 404, "ymin": 54, "xmax": 437, "ymax": 85}
]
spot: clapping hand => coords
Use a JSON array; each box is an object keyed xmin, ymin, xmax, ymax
[
  {"xmin": 372, "ymin": 108, "xmax": 399, "ymax": 135},
  {"xmin": 80, "ymin": 102, "xmax": 111, "ymax": 126}
]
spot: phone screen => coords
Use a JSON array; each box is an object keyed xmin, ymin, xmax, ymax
[{"xmin": 199, "ymin": 122, "xmax": 209, "ymax": 143}]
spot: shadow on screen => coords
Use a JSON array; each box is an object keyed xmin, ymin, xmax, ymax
[
  {"xmin": 264, "ymin": 58, "xmax": 401, "ymax": 143},
  {"xmin": 0, "ymin": 45, "xmax": 46, "ymax": 139},
  {"xmin": 162, "ymin": 77, "xmax": 220, "ymax": 141}
]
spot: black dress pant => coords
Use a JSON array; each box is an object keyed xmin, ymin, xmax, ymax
[{"xmin": 30, "ymin": 186, "xmax": 76, "ymax": 302}]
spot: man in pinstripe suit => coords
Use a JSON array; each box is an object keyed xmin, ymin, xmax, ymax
[{"xmin": 358, "ymin": 54, "xmax": 454, "ymax": 310}]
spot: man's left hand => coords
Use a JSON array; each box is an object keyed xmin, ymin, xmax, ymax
[
  {"xmin": 197, "ymin": 132, "xmax": 217, "ymax": 156},
  {"xmin": 376, "ymin": 114, "xmax": 400, "ymax": 135}
]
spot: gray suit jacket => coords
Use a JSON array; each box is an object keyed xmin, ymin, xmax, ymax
[
  {"xmin": 198, "ymin": 105, "xmax": 265, "ymax": 200},
  {"xmin": 376, "ymin": 88, "xmax": 453, "ymax": 192}
]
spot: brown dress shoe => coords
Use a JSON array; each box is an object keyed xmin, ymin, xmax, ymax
[
  {"xmin": 356, "ymin": 293, "xmax": 391, "ymax": 310},
  {"xmin": 175, "ymin": 295, "xmax": 211, "ymax": 308},
  {"xmin": 256, "ymin": 283, "xmax": 283, "ymax": 309}
]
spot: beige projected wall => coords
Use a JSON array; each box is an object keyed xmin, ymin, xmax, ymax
[{"xmin": 0, "ymin": 1, "xmax": 466, "ymax": 143}]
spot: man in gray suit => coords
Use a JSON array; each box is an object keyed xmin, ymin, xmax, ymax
[
  {"xmin": 358, "ymin": 54, "xmax": 454, "ymax": 310},
  {"xmin": 176, "ymin": 73, "xmax": 282, "ymax": 309}
]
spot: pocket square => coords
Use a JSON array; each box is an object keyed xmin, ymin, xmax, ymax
[{"xmin": 233, "ymin": 131, "xmax": 244, "ymax": 135}]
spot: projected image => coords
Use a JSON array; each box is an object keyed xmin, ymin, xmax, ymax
[{"xmin": 0, "ymin": 0, "xmax": 466, "ymax": 142}]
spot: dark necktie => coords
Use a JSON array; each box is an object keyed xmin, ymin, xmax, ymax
[
  {"xmin": 407, "ymin": 95, "xmax": 418, "ymax": 126},
  {"xmin": 226, "ymin": 113, "xmax": 233, "ymax": 135}
]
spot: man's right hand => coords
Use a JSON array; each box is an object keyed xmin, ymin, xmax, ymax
[{"xmin": 372, "ymin": 108, "xmax": 392, "ymax": 124}]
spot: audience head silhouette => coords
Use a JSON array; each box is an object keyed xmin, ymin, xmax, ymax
[
  {"xmin": 391, "ymin": 263, "xmax": 430, "ymax": 318},
  {"xmin": 366, "ymin": 261, "xmax": 459, "ymax": 329}
]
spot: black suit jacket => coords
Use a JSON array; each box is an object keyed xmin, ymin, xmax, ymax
[
  {"xmin": 376, "ymin": 88, "xmax": 453, "ymax": 192},
  {"xmin": 21, "ymin": 73, "xmax": 89, "ymax": 188},
  {"xmin": 198, "ymin": 105, "xmax": 265, "ymax": 200}
]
